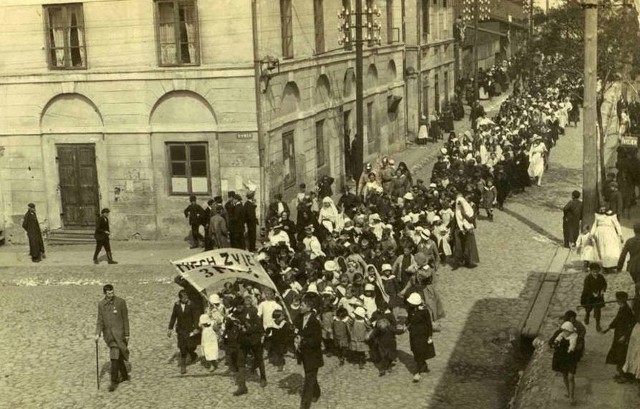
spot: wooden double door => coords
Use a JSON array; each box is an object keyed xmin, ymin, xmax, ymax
[{"xmin": 57, "ymin": 144, "xmax": 99, "ymax": 227}]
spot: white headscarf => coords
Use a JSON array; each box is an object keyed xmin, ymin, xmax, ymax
[
  {"xmin": 454, "ymin": 195, "xmax": 475, "ymax": 232},
  {"xmin": 318, "ymin": 197, "xmax": 341, "ymax": 230}
]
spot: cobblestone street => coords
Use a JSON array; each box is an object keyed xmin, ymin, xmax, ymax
[{"xmin": 0, "ymin": 108, "xmax": 603, "ymax": 409}]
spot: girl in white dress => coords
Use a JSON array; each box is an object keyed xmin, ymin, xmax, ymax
[{"xmin": 527, "ymin": 136, "xmax": 547, "ymax": 186}]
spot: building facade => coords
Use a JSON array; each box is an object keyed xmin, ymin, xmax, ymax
[
  {"xmin": 404, "ymin": 0, "xmax": 457, "ymax": 140},
  {"xmin": 0, "ymin": 0, "xmax": 406, "ymax": 242},
  {"xmin": 454, "ymin": 0, "xmax": 528, "ymax": 82}
]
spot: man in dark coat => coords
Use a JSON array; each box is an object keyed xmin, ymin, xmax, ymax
[
  {"xmin": 602, "ymin": 291, "xmax": 636, "ymax": 381},
  {"xmin": 618, "ymin": 223, "xmax": 640, "ymax": 299},
  {"xmin": 184, "ymin": 195, "xmax": 204, "ymax": 249},
  {"xmin": 203, "ymin": 199, "xmax": 214, "ymax": 250},
  {"xmin": 266, "ymin": 193, "xmax": 290, "ymax": 226},
  {"xmin": 93, "ymin": 208, "xmax": 117, "ymax": 264},
  {"xmin": 232, "ymin": 295, "xmax": 266, "ymax": 396},
  {"xmin": 607, "ymin": 182, "xmax": 624, "ymax": 220},
  {"xmin": 562, "ymin": 190, "xmax": 583, "ymax": 248},
  {"xmin": 95, "ymin": 284, "xmax": 129, "ymax": 392},
  {"xmin": 295, "ymin": 293, "xmax": 323, "ymax": 409},
  {"xmin": 168, "ymin": 289, "xmax": 200, "ymax": 374},
  {"xmin": 22, "ymin": 203, "xmax": 45, "ymax": 262},
  {"xmin": 228, "ymin": 194, "xmax": 246, "ymax": 249},
  {"xmin": 243, "ymin": 191, "xmax": 258, "ymax": 252}
]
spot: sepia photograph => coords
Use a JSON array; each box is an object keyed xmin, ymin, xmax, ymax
[{"xmin": 0, "ymin": 0, "xmax": 639, "ymax": 408}]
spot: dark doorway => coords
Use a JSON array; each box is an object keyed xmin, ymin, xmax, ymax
[
  {"xmin": 57, "ymin": 144, "xmax": 99, "ymax": 227},
  {"xmin": 343, "ymin": 110, "xmax": 352, "ymax": 178}
]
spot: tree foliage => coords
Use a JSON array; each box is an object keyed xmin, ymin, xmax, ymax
[{"xmin": 532, "ymin": 0, "xmax": 640, "ymax": 90}]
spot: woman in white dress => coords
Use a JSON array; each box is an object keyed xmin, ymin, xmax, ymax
[
  {"xmin": 527, "ymin": 135, "xmax": 547, "ymax": 186},
  {"xmin": 590, "ymin": 208, "xmax": 624, "ymax": 272}
]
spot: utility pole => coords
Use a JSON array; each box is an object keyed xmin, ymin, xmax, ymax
[
  {"xmin": 355, "ymin": 0, "xmax": 364, "ymax": 180},
  {"xmin": 472, "ymin": 0, "xmax": 479, "ymax": 109},
  {"xmin": 582, "ymin": 0, "xmax": 599, "ymax": 226}
]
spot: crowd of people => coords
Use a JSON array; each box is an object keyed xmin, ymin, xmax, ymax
[{"xmin": 90, "ymin": 50, "xmax": 640, "ymax": 407}]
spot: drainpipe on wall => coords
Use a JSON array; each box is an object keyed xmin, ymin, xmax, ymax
[
  {"xmin": 416, "ymin": 0, "xmax": 422, "ymax": 120},
  {"xmin": 251, "ymin": 0, "xmax": 267, "ymax": 232}
]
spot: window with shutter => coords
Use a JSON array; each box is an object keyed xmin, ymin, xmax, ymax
[
  {"xmin": 316, "ymin": 120, "xmax": 325, "ymax": 168},
  {"xmin": 314, "ymin": 0, "xmax": 325, "ymax": 53},
  {"xmin": 422, "ymin": 0, "xmax": 430, "ymax": 40},
  {"xmin": 280, "ymin": 0, "xmax": 294, "ymax": 58},
  {"xmin": 282, "ymin": 131, "xmax": 296, "ymax": 187},
  {"xmin": 386, "ymin": 0, "xmax": 394, "ymax": 44},
  {"xmin": 44, "ymin": 4, "xmax": 86, "ymax": 70},
  {"xmin": 154, "ymin": 0, "xmax": 200, "ymax": 66}
]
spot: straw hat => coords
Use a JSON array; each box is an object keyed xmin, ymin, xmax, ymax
[{"xmin": 407, "ymin": 293, "xmax": 422, "ymax": 306}]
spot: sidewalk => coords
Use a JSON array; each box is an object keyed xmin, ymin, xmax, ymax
[{"xmin": 514, "ymin": 269, "xmax": 640, "ymax": 409}]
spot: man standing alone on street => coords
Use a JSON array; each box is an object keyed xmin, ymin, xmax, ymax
[
  {"xmin": 22, "ymin": 203, "xmax": 45, "ymax": 263},
  {"xmin": 295, "ymin": 293, "xmax": 323, "ymax": 408},
  {"xmin": 94, "ymin": 208, "xmax": 117, "ymax": 264},
  {"xmin": 562, "ymin": 190, "xmax": 583, "ymax": 248},
  {"xmin": 184, "ymin": 195, "xmax": 204, "ymax": 249},
  {"xmin": 95, "ymin": 284, "xmax": 130, "ymax": 392},
  {"xmin": 618, "ymin": 223, "xmax": 640, "ymax": 299}
]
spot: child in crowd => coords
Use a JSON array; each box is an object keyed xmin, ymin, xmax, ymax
[
  {"xmin": 265, "ymin": 308, "xmax": 292, "ymax": 372},
  {"xmin": 332, "ymin": 307, "xmax": 351, "ymax": 365},
  {"xmin": 575, "ymin": 225, "xmax": 596, "ymax": 271},
  {"xmin": 199, "ymin": 314, "xmax": 219, "ymax": 371},
  {"xmin": 349, "ymin": 306, "xmax": 371, "ymax": 369}
]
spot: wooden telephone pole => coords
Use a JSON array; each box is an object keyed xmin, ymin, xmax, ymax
[{"xmin": 582, "ymin": 0, "xmax": 599, "ymax": 226}]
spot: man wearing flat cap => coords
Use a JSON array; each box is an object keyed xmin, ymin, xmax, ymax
[
  {"xmin": 22, "ymin": 203, "xmax": 45, "ymax": 262},
  {"xmin": 94, "ymin": 208, "xmax": 117, "ymax": 264}
]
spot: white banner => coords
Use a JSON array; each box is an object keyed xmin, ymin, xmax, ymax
[{"xmin": 171, "ymin": 249, "xmax": 278, "ymax": 293}]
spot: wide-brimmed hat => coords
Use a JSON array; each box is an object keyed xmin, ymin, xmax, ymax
[
  {"xmin": 403, "ymin": 192, "xmax": 414, "ymax": 201},
  {"xmin": 407, "ymin": 293, "xmax": 422, "ymax": 306},
  {"xmin": 364, "ymin": 283, "xmax": 375, "ymax": 292},
  {"xmin": 199, "ymin": 314, "xmax": 211, "ymax": 326},
  {"xmin": 324, "ymin": 260, "xmax": 339, "ymax": 272},
  {"xmin": 381, "ymin": 263, "xmax": 392, "ymax": 272},
  {"xmin": 353, "ymin": 306, "xmax": 367, "ymax": 318},
  {"xmin": 208, "ymin": 294, "xmax": 221, "ymax": 305}
]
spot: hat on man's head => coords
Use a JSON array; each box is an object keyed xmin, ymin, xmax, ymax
[
  {"xmin": 101, "ymin": 208, "xmax": 111, "ymax": 214},
  {"xmin": 27, "ymin": 203, "xmax": 35, "ymax": 209},
  {"xmin": 403, "ymin": 192, "xmax": 414, "ymax": 201}
]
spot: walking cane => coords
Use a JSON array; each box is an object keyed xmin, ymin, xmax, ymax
[{"xmin": 95, "ymin": 340, "xmax": 100, "ymax": 390}]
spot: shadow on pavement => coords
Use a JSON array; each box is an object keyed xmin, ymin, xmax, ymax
[
  {"xmin": 501, "ymin": 207, "xmax": 564, "ymax": 245},
  {"xmin": 426, "ymin": 274, "xmax": 541, "ymax": 408},
  {"xmin": 277, "ymin": 373, "xmax": 304, "ymax": 395}
]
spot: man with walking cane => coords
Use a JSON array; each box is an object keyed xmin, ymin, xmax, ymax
[{"xmin": 95, "ymin": 284, "xmax": 130, "ymax": 392}]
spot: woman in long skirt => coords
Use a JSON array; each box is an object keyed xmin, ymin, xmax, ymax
[
  {"xmin": 405, "ymin": 293, "xmax": 436, "ymax": 383},
  {"xmin": 527, "ymin": 136, "xmax": 547, "ymax": 186},
  {"xmin": 590, "ymin": 208, "xmax": 624, "ymax": 272},
  {"xmin": 452, "ymin": 194, "xmax": 480, "ymax": 269},
  {"xmin": 549, "ymin": 321, "xmax": 579, "ymax": 405},
  {"xmin": 622, "ymin": 299, "xmax": 640, "ymax": 382}
]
